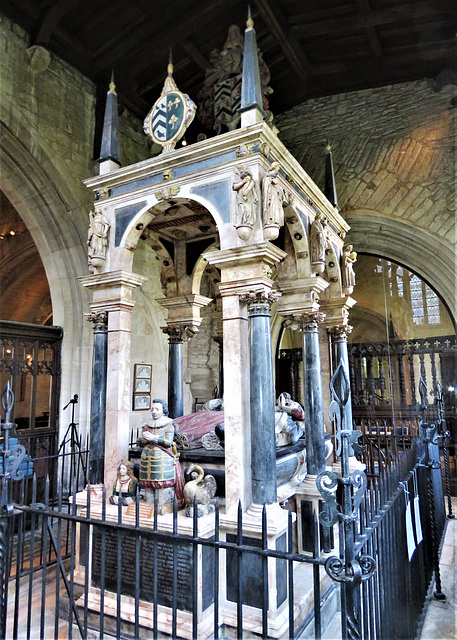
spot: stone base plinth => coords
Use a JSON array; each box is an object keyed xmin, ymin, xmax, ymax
[
  {"xmin": 72, "ymin": 490, "xmax": 217, "ymax": 639},
  {"xmin": 295, "ymin": 475, "xmax": 334, "ymax": 555}
]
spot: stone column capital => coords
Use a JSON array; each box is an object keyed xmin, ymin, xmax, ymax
[
  {"xmin": 239, "ymin": 290, "xmax": 281, "ymax": 311},
  {"xmin": 84, "ymin": 311, "xmax": 108, "ymax": 326},
  {"xmin": 284, "ymin": 312, "xmax": 326, "ymax": 332},
  {"xmin": 162, "ymin": 324, "xmax": 200, "ymax": 343},
  {"xmin": 79, "ymin": 270, "xmax": 147, "ymax": 317},
  {"xmin": 329, "ymin": 324, "xmax": 353, "ymax": 340},
  {"xmin": 203, "ymin": 242, "xmax": 287, "ymax": 273}
]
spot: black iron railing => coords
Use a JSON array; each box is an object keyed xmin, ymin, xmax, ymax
[{"xmin": 0, "ymin": 374, "xmax": 450, "ymax": 640}]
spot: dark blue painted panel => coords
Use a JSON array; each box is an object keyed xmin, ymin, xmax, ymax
[
  {"xmin": 191, "ymin": 180, "xmax": 231, "ymax": 224},
  {"xmin": 114, "ymin": 201, "xmax": 147, "ymax": 246},
  {"xmin": 174, "ymin": 151, "xmax": 237, "ymax": 178},
  {"xmin": 110, "ymin": 173, "xmax": 163, "ymax": 197}
]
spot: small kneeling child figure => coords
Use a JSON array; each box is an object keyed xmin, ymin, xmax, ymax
[{"xmin": 109, "ymin": 460, "xmax": 138, "ymax": 506}]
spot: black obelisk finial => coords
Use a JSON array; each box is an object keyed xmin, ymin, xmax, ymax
[
  {"xmin": 240, "ymin": 5, "xmax": 264, "ymax": 126},
  {"xmin": 324, "ymin": 143, "xmax": 339, "ymax": 210},
  {"xmin": 98, "ymin": 71, "xmax": 121, "ymax": 171}
]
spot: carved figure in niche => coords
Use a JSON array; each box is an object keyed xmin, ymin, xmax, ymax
[
  {"xmin": 309, "ymin": 211, "xmax": 328, "ymax": 273},
  {"xmin": 137, "ymin": 399, "xmax": 184, "ymax": 511},
  {"xmin": 275, "ymin": 392, "xmax": 305, "ymax": 446},
  {"xmin": 262, "ymin": 161, "xmax": 286, "ymax": 240},
  {"xmin": 87, "ymin": 209, "xmax": 110, "ymax": 274},
  {"xmin": 342, "ymin": 244, "xmax": 357, "ymax": 294},
  {"xmin": 183, "ymin": 464, "xmax": 217, "ymax": 517},
  {"xmin": 232, "ymin": 168, "xmax": 258, "ymax": 240},
  {"xmin": 109, "ymin": 461, "xmax": 140, "ymax": 506}
]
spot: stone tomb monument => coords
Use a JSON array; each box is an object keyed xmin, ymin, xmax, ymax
[{"xmin": 74, "ymin": 13, "xmax": 356, "ymax": 639}]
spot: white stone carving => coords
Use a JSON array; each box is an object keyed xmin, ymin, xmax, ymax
[{"xmin": 87, "ymin": 209, "xmax": 110, "ymax": 274}]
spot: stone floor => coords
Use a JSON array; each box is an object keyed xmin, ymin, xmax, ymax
[{"xmin": 419, "ymin": 497, "xmax": 456, "ymax": 640}]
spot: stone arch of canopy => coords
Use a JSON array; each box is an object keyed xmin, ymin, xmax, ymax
[{"xmin": 113, "ymin": 191, "xmax": 225, "ymax": 281}]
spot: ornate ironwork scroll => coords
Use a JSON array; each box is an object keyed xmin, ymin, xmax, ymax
[
  {"xmin": 1, "ymin": 382, "xmax": 27, "ymax": 482},
  {"xmin": 418, "ymin": 377, "xmax": 439, "ymax": 446},
  {"xmin": 316, "ymin": 360, "xmax": 376, "ymax": 638}
]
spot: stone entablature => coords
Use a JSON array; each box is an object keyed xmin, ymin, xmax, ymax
[{"xmin": 84, "ymin": 122, "xmax": 349, "ymax": 280}]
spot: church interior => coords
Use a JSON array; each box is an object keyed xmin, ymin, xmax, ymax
[{"xmin": 0, "ymin": 1, "xmax": 456, "ymax": 639}]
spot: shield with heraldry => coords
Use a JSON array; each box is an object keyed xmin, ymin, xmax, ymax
[{"xmin": 145, "ymin": 90, "xmax": 187, "ymax": 145}]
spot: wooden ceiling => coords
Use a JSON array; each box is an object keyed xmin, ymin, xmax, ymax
[{"xmin": 2, "ymin": 0, "xmax": 456, "ymax": 127}]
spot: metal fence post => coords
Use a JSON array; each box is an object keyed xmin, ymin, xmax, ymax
[
  {"xmin": 0, "ymin": 382, "xmax": 30, "ymax": 639},
  {"xmin": 316, "ymin": 360, "xmax": 376, "ymax": 639},
  {"xmin": 435, "ymin": 382, "xmax": 454, "ymax": 520},
  {"xmin": 417, "ymin": 378, "xmax": 447, "ymax": 601}
]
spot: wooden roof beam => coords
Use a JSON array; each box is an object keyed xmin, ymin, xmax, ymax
[
  {"xmin": 35, "ymin": 0, "xmax": 82, "ymax": 45},
  {"xmin": 290, "ymin": 2, "xmax": 457, "ymax": 39},
  {"xmin": 356, "ymin": 0, "xmax": 384, "ymax": 58},
  {"xmin": 93, "ymin": 0, "xmax": 232, "ymax": 76},
  {"xmin": 253, "ymin": 0, "xmax": 312, "ymax": 82},
  {"xmin": 180, "ymin": 40, "xmax": 209, "ymax": 72}
]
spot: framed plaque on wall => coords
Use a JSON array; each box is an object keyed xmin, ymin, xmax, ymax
[{"xmin": 133, "ymin": 364, "xmax": 152, "ymax": 410}]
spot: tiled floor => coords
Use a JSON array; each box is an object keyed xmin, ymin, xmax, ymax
[{"xmin": 419, "ymin": 498, "xmax": 457, "ymax": 640}]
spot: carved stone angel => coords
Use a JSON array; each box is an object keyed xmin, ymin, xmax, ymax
[
  {"xmin": 309, "ymin": 211, "xmax": 328, "ymax": 273},
  {"xmin": 232, "ymin": 168, "xmax": 258, "ymax": 240},
  {"xmin": 262, "ymin": 161, "xmax": 286, "ymax": 240},
  {"xmin": 342, "ymin": 244, "xmax": 357, "ymax": 294},
  {"xmin": 87, "ymin": 209, "xmax": 110, "ymax": 274}
]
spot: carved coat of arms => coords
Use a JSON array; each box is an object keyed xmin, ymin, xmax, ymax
[{"xmin": 144, "ymin": 58, "xmax": 196, "ymax": 152}]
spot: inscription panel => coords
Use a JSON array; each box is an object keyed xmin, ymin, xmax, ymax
[{"xmin": 92, "ymin": 528, "xmax": 193, "ymax": 611}]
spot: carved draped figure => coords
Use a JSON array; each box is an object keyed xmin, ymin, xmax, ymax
[
  {"xmin": 310, "ymin": 214, "xmax": 327, "ymax": 264},
  {"xmin": 262, "ymin": 165, "xmax": 285, "ymax": 227}
]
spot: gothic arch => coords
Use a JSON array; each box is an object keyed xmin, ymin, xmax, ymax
[
  {"xmin": 345, "ymin": 210, "xmax": 456, "ymax": 323},
  {"xmin": 0, "ymin": 121, "xmax": 92, "ymax": 431}
]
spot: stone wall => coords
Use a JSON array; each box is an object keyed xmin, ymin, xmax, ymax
[
  {"xmin": 0, "ymin": 15, "xmax": 152, "ymax": 433},
  {"xmin": 276, "ymin": 81, "xmax": 456, "ymax": 319},
  {"xmin": 0, "ymin": 15, "xmax": 96, "ymax": 431}
]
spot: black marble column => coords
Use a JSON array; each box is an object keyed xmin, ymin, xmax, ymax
[
  {"xmin": 87, "ymin": 312, "xmax": 108, "ymax": 485},
  {"xmin": 331, "ymin": 325, "xmax": 353, "ymax": 430},
  {"xmin": 301, "ymin": 314, "xmax": 326, "ymax": 476},
  {"xmin": 167, "ymin": 329, "xmax": 184, "ymax": 419},
  {"xmin": 243, "ymin": 292, "xmax": 277, "ymax": 505}
]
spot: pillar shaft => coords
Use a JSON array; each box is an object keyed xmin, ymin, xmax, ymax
[
  {"xmin": 332, "ymin": 327, "xmax": 353, "ymax": 430},
  {"xmin": 168, "ymin": 336, "xmax": 184, "ymax": 419},
  {"xmin": 302, "ymin": 316, "xmax": 326, "ymax": 476},
  {"xmin": 245, "ymin": 294, "xmax": 277, "ymax": 505},
  {"xmin": 88, "ymin": 313, "xmax": 108, "ymax": 485},
  {"xmin": 220, "ymin": 293, "xmax": 250, "ymax": 512}
]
